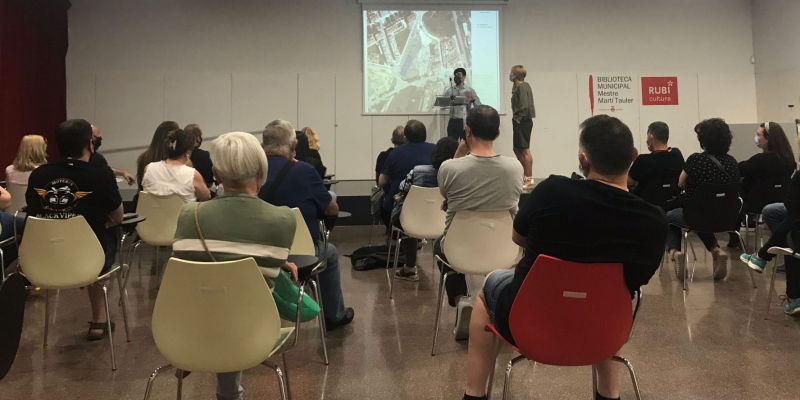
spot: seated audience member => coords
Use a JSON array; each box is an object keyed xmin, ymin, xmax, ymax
[
  {"xmin": 89, "ymin": 124, "xmax": 136, "ymax": 185},
  {"xmin": 378, "ymin": 120, "xmax": 435, "ymax": 228},
  {"xmin": 461, "ymin": 115, "xmax": 666, "ymax": 400},
  {"xmin": 142, "ymin": 129, "xmax": 210, "ymax": 202},
  {"xmin": 437, "ymin": 105, "xmax": 523, "ymax": 340},
  {"xmin": 391, "ymin": 137, "xmax": 459, "ymax": 281},
  {"xmin": 172, "ymin": 131, "xmax": 298, "ymax": 400},
  {"xmin": 0, "ymin": 186, "xmax": 14, "ymax": 244},
  {"xmin": 627, "ymin": 121, "xmax": 684, "ymax": 198},
  {"xmin": 295, "ymin": 130, "xmax": 326, "ymax": 178},
  {"xmin": 298, "ymin": 127, "xmax": 327, "ymax": 178},
  {"xmin": 259, "ymin": 120, "xmax": 354, "ymax": 329},
  {"xmin": 375, "ymin": 126, "xmax": 406, "ymax": 185},
  {"xmin": 136, "ymin": 121, "xmax": 180, "ymax": 189},
  {"xmin": 665, "ymin": 118, "xmax": 739, "ymax": 280},
  {"xmin": 740, "ymin": 165, "xmax": 800, "ymax": 316},
  {"xmin": 5, "ymin": 134, "xmax": 48, "ymax": 186},
  {"xmin": 25, "ymin": 119, "xmax": 124, "ymax": 340},
  {"xmin": 185, "ymin": 123, "xmax": 215, "ymax": 188}
]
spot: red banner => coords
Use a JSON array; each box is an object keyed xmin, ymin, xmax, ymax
[{"xmin": 641, "ymin": 76, "xmax": 678, "ymax": 105}]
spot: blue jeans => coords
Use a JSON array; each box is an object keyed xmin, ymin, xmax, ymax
[
  {"xmin": 665, "ymin": 208, "xmax": 719, "ymax": 251},
  {"xmin": 762, "ymin": 202, "xmax": 787, "ymax": 234},
  {"xmin": 317, "ymin": 240, "xmax": 346, "ymax": 322}
]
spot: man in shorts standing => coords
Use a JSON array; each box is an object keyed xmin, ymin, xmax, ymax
[{"xmin": 510, "ymin": 65, "xmax": 535, "ymax": 190}]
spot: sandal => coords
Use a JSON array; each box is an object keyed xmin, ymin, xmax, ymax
[{"xmin": 87, "ymin": 321, "xmax": 115, "ymax": 341}]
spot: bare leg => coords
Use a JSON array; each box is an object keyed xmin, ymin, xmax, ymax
[
  {"xmin": 465, "ymin": 294, "xmax": 500, "ymax": 397},
  {"xmin": 87, "ymin": 283, "xmax": 107, "ymax": 322},
  {"xmin": 513, "ymin": 148, "xmax": 533, "ymax": 179},
  {"xmin": 595, "ymin": 358, "xmax": 622, "ymax": 398}
]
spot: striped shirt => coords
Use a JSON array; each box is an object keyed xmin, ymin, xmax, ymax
[{"xmin": 172, "ymin": 192, "xmax": 296, "ymax": 279}]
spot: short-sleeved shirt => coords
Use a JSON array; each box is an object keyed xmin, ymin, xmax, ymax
[
  {"xmin": 142, "ymin": 161, "xmax": 197, "ymax": 202},
  {"xmin": 442, "ymin": 85, "xmax": 481, "ymax": 119},
  {"xmin": 381, "ymin": 142, "xmax": 435, "ymax": 211},
  {"xmin": 89, "ymin": 152, "xmax": 110, "ymax": 169},
  {"xmin": 259, "ymin": 156, "xmax": 331, "ymax": 241},
  {"xmin": 739, "ymin": 152, "xmax": 794, "ymax": 195},
  {"xmin": 629, "ymin": 148, "xmax": 685, "ymax": 195},
  {"xmin": 172, "ymin": 193, "xmax": 296, "ymax": 279},
  {"xmin": 5, "ymin": 165, "xmax": 33, "ymax": 185},
  {"xmin": 494, "ymin": 175, "xmax": 666, "ymax": 343},
  {"xmin": 682, "ymin": 152, "xmax": 740, "ymax": 202},
  {"xmin": 437, "ymin": 154, "xmax": 523, "ymax": 233},
  {"xmin": 26, "ymin": 159, "xmax": 122, "ymax": 245}
]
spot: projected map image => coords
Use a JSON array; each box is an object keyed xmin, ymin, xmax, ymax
[{"xmin": 364, "ymin": 10, "xmax": 472, "ymax": 114}]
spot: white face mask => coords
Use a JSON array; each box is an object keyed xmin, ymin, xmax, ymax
[{"xmin": 754, "ymin": 136, "xmax": 760, "ymax": 147}]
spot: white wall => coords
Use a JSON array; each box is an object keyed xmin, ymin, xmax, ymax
[
  {"xmin": 752, "ymin": 0, "xmax": 800, "ymax": 123},
  {"xmin": 67, "ymin": 0, "xmax": 758, "ymax": 188}
]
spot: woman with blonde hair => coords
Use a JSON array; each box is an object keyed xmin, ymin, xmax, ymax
[
  {"xmin": 5, "ymin": 134, "xmax": 48, "ymax": 185},
  {"xmin": 298, "ymin": 126, "xmax": 327, "ymax": 178}
]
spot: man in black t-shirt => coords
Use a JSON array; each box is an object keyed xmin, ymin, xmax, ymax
[
  {"xmin": 628, "ymin": 121, "xmax": 684, "ymax": 198},
  {"xmin": 26, "ymin": 119, "xmax": 123, "ymax": 341},
  {"xmin": 88, "ymin": 124, "xmax": 135, "ymax": 185},
  {"xmin": 460, "ymin": 115, "xmax": 666, "ymax": 400}
]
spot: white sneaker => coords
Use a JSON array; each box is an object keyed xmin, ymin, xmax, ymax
[{"xmin": 453, "ymin": 297, "xmax": 472, "ymax": 341}]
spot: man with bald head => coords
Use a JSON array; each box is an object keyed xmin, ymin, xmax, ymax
[{"xmin": 89, "ymin": 124, "xmax": 135, "ymax": 185}]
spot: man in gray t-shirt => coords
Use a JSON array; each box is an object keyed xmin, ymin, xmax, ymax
[{"xmin": 435, "ymin": 105, "xmax": 523, "ymax": 340}]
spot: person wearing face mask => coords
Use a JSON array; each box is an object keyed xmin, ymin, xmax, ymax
[
  {"xmin": 26, "ymin": 119, "xmax": 124, "ymax": 340},
  {"xmin": 739, "ymin": 122, "xmax": 795, "ymax": 207},
  {"xmin": 509, "ymin": 65, "xmax": 536, "ymax": 190},
  {"xmin": 627, "ymin": 121, "xmax": 685, "ymax": 200},
  {"xmin": 442, "ymin": 67, "xmax": 481, "ymax": 140},
  {"xmin": 88, "ymin": 124, "xmax": 136, "ymax": 185}
]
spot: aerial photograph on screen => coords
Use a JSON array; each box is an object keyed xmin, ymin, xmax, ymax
[{"xmin": 364, "ymin": 10, "xmax": 472, "ymax": 114}]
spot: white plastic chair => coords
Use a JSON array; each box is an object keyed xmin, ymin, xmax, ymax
[
  {"xmin": 130, "ymin": 192, "xmax": 185, "ymax": 278},
  {"xmin": 431, "ymin": 210, "xmax": 521, "ymax": 356},
  {"xmin": 143, "ymin": 257, "xmax": 294, "ymax": 400},
  {"xmin": 19, "ymin": 216, "xmax": 130, "ymax": 370},
  {"xmin": 387, "ymin": 185, "xmax": 446, "ymax": 299},
  {"xmin": 5, "ymin": 182, "xmax": 27, "ymax": 214},
  {"xmin": 288, "ymin": 207, "xmax": 329, "ymax": 365}
]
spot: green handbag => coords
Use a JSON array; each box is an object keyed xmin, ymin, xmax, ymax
[
  {"xmin": 271, "ymin": 270, "xmax": 321, "ymax": 322},
  {"xmin": 193, "ymin": 203, "xmax": 320, "ymax": 322}
]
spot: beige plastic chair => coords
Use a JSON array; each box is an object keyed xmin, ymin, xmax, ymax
[
  {"xmin": 131, "ymin": 192, "xmax": 185, "ymax": 276},
  {"xmin": 387, "ymin": 185, "xmax": 447, "ymax": 299},
  {"xmin": 431, "ymin": 210, "xmax": 521, "ymax": 356},
  {"xmin": 5, "ymin": 182, "xmax": 27, "ymax": 214},
  {"xmin": 288, "ymin": 207, "xmax": 329, "ymax": 365},
  {"xmin": 19, "ymin": 216, "xmax": 130, "ymax": 370},
  {"xmin": 143, "ymin": 257, "xmax": 294, "ymax": 400}
]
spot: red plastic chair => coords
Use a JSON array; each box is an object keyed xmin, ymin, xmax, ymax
[{"xmin": 485, "ymin": 254, "xmax": 643, "ymax": 399}]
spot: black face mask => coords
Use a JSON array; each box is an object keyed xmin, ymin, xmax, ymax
[{"xmin": 92, "ymin": 137, "xmax": 102, "ymax": 150}]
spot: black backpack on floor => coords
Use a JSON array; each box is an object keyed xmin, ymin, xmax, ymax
[{"xmin": 347, "ymin": 245, "xmax": 404, "ymax": 271}]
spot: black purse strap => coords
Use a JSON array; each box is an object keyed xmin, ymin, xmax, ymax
[
  {"xmin": 263, "ymin": 160, "xmax": 295, "ymax": 203},
  {"xmin": 706, "ymin": 154, "xmax": 731, "ymax": 180}
]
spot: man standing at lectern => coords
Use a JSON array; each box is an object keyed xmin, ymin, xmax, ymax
[{"xmin": 443, "ymin": 68, "xmax": 480, "ymax": 139}]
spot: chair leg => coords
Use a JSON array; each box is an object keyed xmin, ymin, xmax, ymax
[
  {"xmin": 262, "ymin": 362, "xmax": 290, "ymax": 400},
  {"xmin": 765, "ymin": 256, "xmax": 780, "ymax": 317},
  {"xmin": 314, "ymin": 276, "xmax": 328, "ymax": 337},
  {"xmin": 611, "ymin": 355, "xmax": 642, "ymax": 400},
  {"xmin": 102, "ymin": 284, "xmax": 117, "ymax": 371},
  {"xmin": 43, "ymin": 289, "xmax": 50, "ymax": 349},
  {"xmin": 293, "ymin": 285, "xmax": 305, "ymax": 346},
  {"xmin": 0, "ymin": 247, "xmax": 5, "ymax": 281},
  {"xmin": 116, "ymin": 269, "xmax": 131, "ymax": 342},
  {"xmin": 502, "ymin": 355, "xmax": 525, "ymax": 400},
  {"xmin": 176, "ymin": 370, "xmax": 183, "ymax": 400},
  {"xmin": 431, "ymin": 271, "xmax": 451, "ymax": 356},
  {"xmin": 683, "ymin": 230, "xmax": 689, "ymax": 291},
  {"xmin": 733, "ymin": 231, "xmax": 758, "ymax": 289},
  {"xmin": 282, "ymin": 352, "xmax": 292, "ymax": 400},
  {"xmin": 142, "ymin": 364, "xmax": 174, "ymax": 400},
  {"xmin": 389, "ymin": 231, "xmax": 403, "ymax": 300},
  {"xmin": 310, "ymin": 280, "xmax": 329, "ymax": 365},
  {"xmin": 592, "ymin": 365, "xmax": 598, "ymax": 399}
]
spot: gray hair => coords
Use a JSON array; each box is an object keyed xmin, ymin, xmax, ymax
[
  {"xmin": 210, "ymin": 131, "xmax": 269, "ymax": 188},
  {"xmin": 263, "ymin": 120, "xmax": 295, "ymax": 156}
]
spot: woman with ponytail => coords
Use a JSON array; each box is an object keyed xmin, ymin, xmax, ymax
[{"xmin": 141, "ymin": 128, "xmax": 210, "ymax": 202}]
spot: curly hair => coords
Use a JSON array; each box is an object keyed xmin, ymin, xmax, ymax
[{"xmin": 694, "ymin": 118, "xmax": 732, "ymax": 155}]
